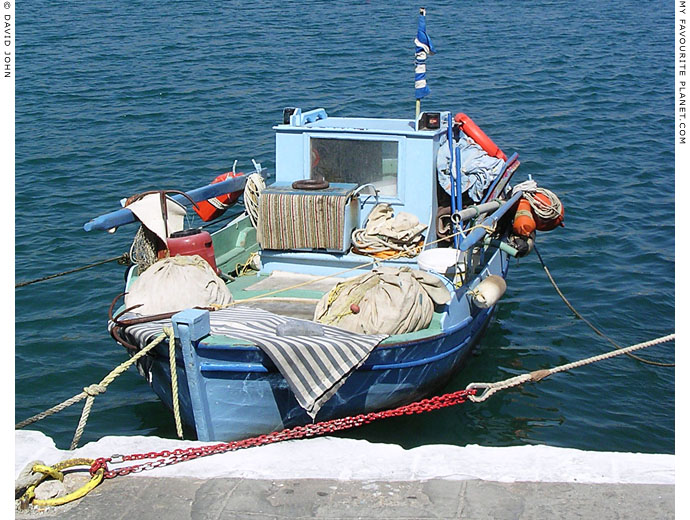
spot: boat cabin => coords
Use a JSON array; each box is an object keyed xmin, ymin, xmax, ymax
[{"xmin": 260, "ymin": 107, "xmax": 450, "ymax": 276}]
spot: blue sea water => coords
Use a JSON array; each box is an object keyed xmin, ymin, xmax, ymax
[{"xmin": 15, "ymin": 0, "xmax": 675, "ymax": 454}]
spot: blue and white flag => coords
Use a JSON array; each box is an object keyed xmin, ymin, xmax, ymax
[{"xmin": 415, "ymin": 8, "xmax": 435, "ymax": 100}]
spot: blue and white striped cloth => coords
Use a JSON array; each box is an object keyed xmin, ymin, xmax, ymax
[
  {"xmin": 118, "ymin": 306, "xmax": 388, "ymax": 418},
  {"xmin": 415, "ymin": 8, "xmax": 435, "ymax": 100}
]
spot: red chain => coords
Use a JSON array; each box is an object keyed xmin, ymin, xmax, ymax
[{"xmin": 90, "ymin": 387, "xmax": 476, "ymax": 479}]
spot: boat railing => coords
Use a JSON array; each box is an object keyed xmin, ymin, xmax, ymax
[
  {"xmin": 480, "ymin": 152, "xmax": 520, "ymax": 204},
  {"xmin": 83, "ymin": 172, "xmax": 260, "ymax": 233},
  {"xmin": 458, "ymin": 190, "xmax": 522, "ymax": 253}
]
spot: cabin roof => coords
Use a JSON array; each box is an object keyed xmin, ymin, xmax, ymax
[{"xmin": 274, "ymin": 109, "xmax": 445, "ymax": 138}]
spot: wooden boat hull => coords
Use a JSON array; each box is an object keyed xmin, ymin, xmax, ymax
[{"xmin": 134, "ymin": 244, "xmax": 509, "ymax": 442}]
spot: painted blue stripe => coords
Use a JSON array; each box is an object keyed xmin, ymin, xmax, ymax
[
  {"xmin": 201, "ymin": 362, "xmax": 269, "ymax": 374},
  {"xmin": 480, "ymin": 152, "xmax": 520, "ymax": 204},
  {"xmin": 363, "ymin": 334, "xmax": 472, "ymax": 371}
]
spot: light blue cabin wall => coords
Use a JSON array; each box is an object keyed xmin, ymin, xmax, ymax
[
  {"xmin": 274, "ymin": 132, "xmax": 304, "ymax": 181},
  {"xmin": 274, "ymin": 119, "xmax": 443, "ymax": 243},
  {"xmin": 395, "ymin": 134, "xmax": 440, "ymax": 242}
]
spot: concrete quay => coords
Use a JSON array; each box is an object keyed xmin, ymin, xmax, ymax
[
  {"xmin": 16, "ymin": 475, "xmax": 674, "ymax": 519},
  {"xmin": 15, "ymin": 430, "xmax": 675, "ymax": 519}
]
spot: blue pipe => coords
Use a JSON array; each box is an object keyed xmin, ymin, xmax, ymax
[
  {"xmin": 458, "ymin": 190, "xmax": 522, "ymax": 252},
  {"xmin": 83, "ymin": 174, "xmax": 250, "ymax": 232},
  {"xmin": 446, "ymin": 112, "xmax": 461, "ymax": 248}
]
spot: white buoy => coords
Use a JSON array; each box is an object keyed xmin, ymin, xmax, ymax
[{"xmin": 470, "ymin": 275, "xmax": 507, "ymax": 308}]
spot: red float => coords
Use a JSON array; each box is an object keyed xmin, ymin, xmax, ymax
[
  {"xmin": 454, "ymin": 113, "xmax": 508, "ymax": 161},
  {"xmin": 193, "ymin": 172, "xmax": 244, "ymax": 222}
]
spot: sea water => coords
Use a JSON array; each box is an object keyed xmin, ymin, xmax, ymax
[{"xmin": 15, "ymin": 0, "xmax": 675, "ymax": 453}]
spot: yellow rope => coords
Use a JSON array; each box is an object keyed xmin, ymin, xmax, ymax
[
  {"xmin": 16, "ymin": 331, "xmax": 172, "ymax": 450},
  {"xmin": 18, "ymin": 458, "xmax": 104, "ymax": 509},
  {"xmin": 466, "ymin": 333, "xmax": 675, "ymax": 402},
  {"xmin": 235, "ymin": 251, "xmax": 259, "ymax": 277},
  {"xmin": 166, "ymin": 326, "xmax": 184, "ymax": 439}
]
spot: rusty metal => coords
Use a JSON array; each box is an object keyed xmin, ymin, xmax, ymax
[
  {"xmin": 124, "ymin": 190, "xmax": 199, "ymax": 211},
  {"xmin": 109, "ymin": 326, "xmax": 141, "ymax": 353}
]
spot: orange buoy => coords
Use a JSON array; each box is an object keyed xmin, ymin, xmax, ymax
[
  {"xmin": 193, "ymin": 172, "xmax": 244, "ymax": 222},
  {"xmin": 512, "ymin": 197, "xmax": 536, "ymax": 237},
  {"xmin": 454, "ymin": 113, "xmax": 508, "ymax": 161}
]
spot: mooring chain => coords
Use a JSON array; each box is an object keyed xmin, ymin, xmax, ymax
[
  {"xmin": 17, "ymin": 332, "xmax": 673, "ymax": 510},
  {"xmin": 88, "ymin": 331, "xmax": 674, "ymax": 479},
  {"xmin": 89, "ymin": 387, "xmax": 478, "ymax": 479}
]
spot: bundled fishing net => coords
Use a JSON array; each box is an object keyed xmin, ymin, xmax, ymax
[
  {"xmin": 125, "ymin": 255, "xmax": 233, "ymax": 316},
  {"xmin": 314, "ymin": 266, "xmax": 451, "ymax": 335},
  {"xmin": 351, "ymin": 204, "xmax": 427, "ymax": 258}
]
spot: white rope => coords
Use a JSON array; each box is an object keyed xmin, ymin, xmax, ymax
[
  {"xmin": 466, "ymin": 333, "xmax": 675, "ymax": 402},
  {"xmin": 524, "ymin": 187, "xmax": 563, "ymax": 221},
  {"xmin": 244, "ymin": 173, "xmax": 265, "ymax": 228}
]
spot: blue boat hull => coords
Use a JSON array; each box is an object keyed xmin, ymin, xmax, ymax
[{"xmin": 136, "ymin": 247, "xmax": 510, "ymax": 442}]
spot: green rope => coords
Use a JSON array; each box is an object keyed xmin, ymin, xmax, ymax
[
  {"xmin": 15, "ymin": 254, "xmax": 130, "ymax": 288},
  {"xmin": 534, "ymin": 245, "xmax": 674, "ymax": 368}
]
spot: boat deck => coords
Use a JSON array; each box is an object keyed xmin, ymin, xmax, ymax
[
  {"xmin": 227, "ymin": 270, "xmax": 342, "ymax": 321},
  {"xmin": 225, "ymin": 269, "xmax": 447, "ymax": 345}
]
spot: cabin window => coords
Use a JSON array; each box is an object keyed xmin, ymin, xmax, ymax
[{"xmin": 309, "ymin": 138, "xmax": 399, "ymax": 196}]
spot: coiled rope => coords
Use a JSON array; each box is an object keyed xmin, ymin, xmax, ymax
[
  {"xmin": 534, "ymin": 245, "xmax": 674, "ymax": 368},
  {"xmin": 524, "ymin": 187, "xmax": 563, "ymax": 222},
  {"xmin": 351, "ymin": 227, "xmax": 424, "ymax": 258},
  {"xmin": 243, "ymin": 172, "xmax": 265, "ymax": 228}
]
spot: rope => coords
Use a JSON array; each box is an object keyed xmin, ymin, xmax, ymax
[
  {"xmin": 15, "ymin": 254, "xmax": 130, "ymax": 288},
  {"xmin": 467, "ymin": 333, "xmax": 675, "ymax": 402},
  {"xmin": 534, "ymin": 245, "xmax": 674, "ymax": 367},
  {"xmin": 17, "ymin": 458, "xmax": 104, "ymax": 510},
  {"xmin": 351, "ymin": 228, "xmax": 424, "ymax": 258},
  {"xmin": 243, "ymin": 173, "xmax": 265, "ymax": 228},
  {"xmin": 166, "ymin": 327, "xmax": 184, "ymax": 439},
  {"xmin": 15, "ymin": 330, "xmax": 173, "ymax": 449},
  {"xmin": 86, "ymin": 335, "xmax": 674, "ymax": 481},
  {"xmin": 235, "ymin": 251, "xmax": 260, "ymax": 277},
  {"xmin": 523, "ymin": 187, "xmax": 563, "ymax": 222},
  {"xmin": 211, "ymin": 222, "xmax": 494, "ymax": 311}
]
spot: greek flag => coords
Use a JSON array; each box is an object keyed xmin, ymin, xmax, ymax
[{"xmin": 415, "ymin": 8, "xmax": 435, "ymax": 100}]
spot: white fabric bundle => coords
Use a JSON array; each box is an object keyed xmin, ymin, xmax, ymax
[
  {"xmin": 351, "ymin": 204, "xmax": 427, "ymax": 256},
  {"xmin": 124, "ymin": 255, "xmax": 233, "ymax": 316}
]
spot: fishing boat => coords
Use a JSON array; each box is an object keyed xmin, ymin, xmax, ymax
[{"xmin": 83, "ymin": 10, "xmax": 563, "ymax": 442}]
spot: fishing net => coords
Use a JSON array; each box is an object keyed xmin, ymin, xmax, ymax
[
  {"xmin": 314, "ymin": 266, "xmax": 451, "ymax": 335},
  {"xmin": 125, "ymin": 255, "xmax": 233, "ymax": 316}
]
